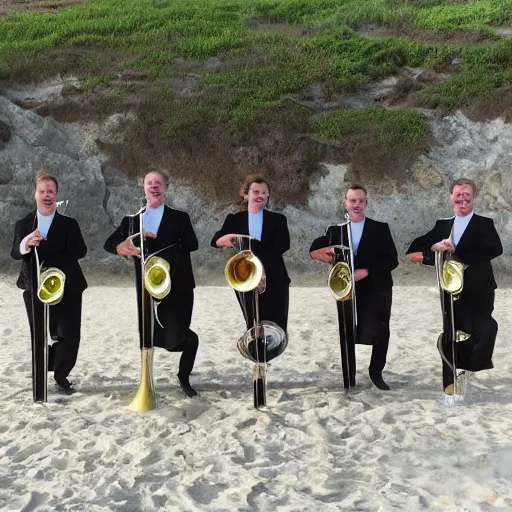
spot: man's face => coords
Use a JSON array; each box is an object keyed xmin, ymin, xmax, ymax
[
  {"xmin": 450, "ymin": 184, "xmax": 474, "ymax": 217},
  {"xmin": 34, "ymin": 179, "xmax": 57, "ymax": 216},
  {"xmin": 144, "ymin": 172, "xmax": 166, "ymax": 209},
  {"xmin": 245, "ymin": 182, "xmax": 269, "ymax": 211},
  {"xmin": 345, "ymin": 188, "xmax": 367, "ymax": 221}
]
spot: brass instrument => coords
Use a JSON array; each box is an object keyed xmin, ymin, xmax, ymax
[
  {"xmin": 225, "ymin": 249, "xmax": 264, "ymax": 293},
  {"xmin": 37, "ymin": 268, "xmax": 65, "ymax": 305},
  {"xmin": 328, "ymin": 261, "xmax": 353, "ymax": 302},
  {"xmin": 144, "ymin": 256, "xmax": 171, "ymax": 300},
  {"xmin": 127, "ymin": 207, "xmax": 172, "ymax": 412},
  {"xmin": 326, "ymin": 213, "xmax": 357, "ymax": 390},
  {"xmin": 225, "ymin": 235, "xmax": 287, "ymax": 409},
  {"xmin": 31, "ymin": 200, "xmax": 68, "ymax": 403},
  {"xmin": 435, "ymin": 240, "xmax": 470, "ymax": 401}
]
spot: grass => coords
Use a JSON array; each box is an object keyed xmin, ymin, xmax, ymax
[
  {"xmin": 1, "ymin": 0, "xmax": 511, "ymax": 200},
  {"xmin": 1, "ymin": 0, "xmax": 512, "ymax": 108},
  {"xmin": 80, "ymin": 75, "xmax": 111, "ymax": 91},
  {"xmin": 312, "ymin": 107, "xmax": 428, "ymax": 146}
]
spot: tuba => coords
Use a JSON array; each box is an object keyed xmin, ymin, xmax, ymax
[
  {"xmin": 326, "ymin": 214, "xmax": 357, "ymax": 390},
  {"xmin": 225, "ymin": 235, "xmax": 288, "ymax": 409},
  {"xmin": 435, "ymin": 241, "xmax": 470, "ymax": 402},
  {"xmin": 126, "ymin": 206, "xmax": 172, "ymax": 412},
  {"xmin": 31, "ymin": 200, "xmax": 68, "ymax": 403}
]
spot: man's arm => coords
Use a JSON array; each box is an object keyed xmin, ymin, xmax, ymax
[
  {"xmin": 368, "ymin": 223, "xmax": 399, "ymax": 274},
  {"xmin": 406, "ymin": 222, "xmax": 443, "ymax": 266},
  {"xmin": 265, "ymin": 214, "xmax": 290, "ymax": 255},
  {"xmin": 33, "ymin": 218, "xmax": 88, "ymax": 269},
  {"xmin": 178, "ymin": 211, "xmax": 198, "ymax": 252},
  {"xmin": 211, "ymin": 214, "xmax": 236, "ymax": 248},
  {"xmin": 459, "ymin": 218, "xmax": 503, "ymax": 265},
  {"xmin": 309, "ymin": 226, "xmax": 334, "ymax": 264},
  {"xmin": 104, "ymin": 218, "xmax": 128, "ymax": 255},
  {"xmin": 11, "ymin": 220, "xmax": 31, "ymax": 261},
  {"xmin": 309, "ymin": 234, "xmax": 330, "ymax": 253},
  {"xmin": 65, "ymin": 218, "xmax": 87, "ymax": 260}
]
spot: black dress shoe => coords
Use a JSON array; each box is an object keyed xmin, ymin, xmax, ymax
[
  {"xmin": 177, "ymin": 375, "xmax": 198, "ymax": 397},
  {"xmin": 369, "ymin": 372, "xmax": 390, "ymax": 391},
  {"xmin": 54, "ymin": 382, "xmax": 76, "ymax": 395},
  {"xmin": 55, "ymin": 377, "xmax": 73, "ymax": 388}
]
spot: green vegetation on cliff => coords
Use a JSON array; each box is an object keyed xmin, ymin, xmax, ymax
[
  {"xmin": 0, "ymin": 0, "xmax": 511, "ymax": 200},
  {"xmin": 1, "ymin": 0, "xmax": 512, "ymax": 122},
  {"xmin": 312, "ymin": 107, "xmax": 427, "ymax": 146}
]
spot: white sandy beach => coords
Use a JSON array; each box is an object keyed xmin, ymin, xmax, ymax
[{"xmin": 0, "ymin": 281, "xmax": 511, "ymax": 512}]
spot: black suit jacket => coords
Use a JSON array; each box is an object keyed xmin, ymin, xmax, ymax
[
  {"xmin": 11, "ymin": 210, "xmax": 88, "ymax": 294},
  {"xmin": 310, "ymin": 217, "xmax": 398, "ymax": 294},
  {"xmin": 406, "ymin": 213, "xmax": 503, "ymax": 293},
  {"xmin": 104, "ymin": 205, "xmax": 198, "ymax": 291},
  {"xmin": 211, "ymin": 209, "xmax": 291, "ymax": 286}
]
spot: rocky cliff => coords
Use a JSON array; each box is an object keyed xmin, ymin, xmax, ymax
[{"xmin": 1, "ymin": 89, "xmax": 510, "ymax": 286}]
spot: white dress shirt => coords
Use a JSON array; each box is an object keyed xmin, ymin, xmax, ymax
[
  {"xmin": 248, "ymin": 211, "xmax": 264, "ymax": 241},
  {"xmin": 452, "ymin": 211, "xmax": 474, "ymax": 246},
  {"xmin": 350, "ymin": 217, "xmax": 366, "ymax": 255},
  {"xmin": 19, "ymin": 210, "xmax": 56, "ymax": 255},
  {"xmin": 143, "ymin": 204, "xmax": 165, "ymax": 235}
]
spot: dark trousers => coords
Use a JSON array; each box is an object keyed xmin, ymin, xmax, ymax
[
  {"xmin": 146, "ymin": 289, "xmax": 198, "ymax": 379},
  {"xmin": 23, "ymin": 290, "xmax": 82, "ymax": 385},
  {"xmin": 337, "ymin": 288, "xmax": 392, "ymax": 377},
  {"xmin": 442, "ymin": 288, "xmax": 497, "ymax": 389},
  {"xmin": 236, "ymin": 283, "xmax": 289, "ymax": 332},
  {"xmin": 336, "ymin": 299, "xmax": 357, "ymax": 387}
]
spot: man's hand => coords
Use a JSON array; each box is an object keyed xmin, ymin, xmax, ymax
[
  {"xmin": 354, "ymin": 268, "xmax": 369, "ymax": 282},
  {"xmin": 216, "ymin": 234, "xmax": 237, "ymax": 248},
  {"xmin": 144, "ymin": 231, "xmax": 157, "ymax": 239},
  {"xmin": 407, "ymin": 252, "xmax": 424, "ymax": 264},
  {"xmin": 310, "ymin": 247, "xmax": 335, "ymax": 264},
  {"xmin": 25, "ymin": 229, "xmax": 43, "ymax": 251},
  {"xmin": 431, "ymin": 240, "xmax": 455, "ymax": 252},
  {"xmin": 116, "ymin": 238, "xmax": 141, "ymax": 257},
  {"xmin": 257, "ymin": 276, "xmax": 266, "ymax": 294}
]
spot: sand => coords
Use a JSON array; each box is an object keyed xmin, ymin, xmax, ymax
[{"xmin": 0, "ymin": 281, "xmax": 511, "ymax": 511}]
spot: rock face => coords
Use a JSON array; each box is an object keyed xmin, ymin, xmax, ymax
[
  {"xmin": 304, "ymin": 112, "xmax": 512, "ymax": 284},
  {"xmin": 0, "ymin": 94, "xmax": 136, "ymax": 280},
  {"xmin": 0, "ymin": 94, "xmax": 510, "ymax": 286}
]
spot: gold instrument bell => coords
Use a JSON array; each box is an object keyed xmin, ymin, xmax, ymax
[
  {"xmin": 144, "ymin": 256, "xmax": 171, "ymax": 299},
  {"xmin": 127, "ymin": 348, "xmax": 156, "ymax": 413},
  {"xmin": 328, "ymin": 261, "xmax": 353, "ymax": 301},
  {"xmin": 225, "ymin": 250, "xmax": 264, "ymax": 292},
  {"xmin": 440, "ymin": 259, "xmax": 465, "ymax": 296},
  {"xmin": 37, "ymin": 268, "xmax": 66, "ymax": 305},
  {"xmin": 127, "ymin": 256, "xmax": 171, "ymax": 413}
]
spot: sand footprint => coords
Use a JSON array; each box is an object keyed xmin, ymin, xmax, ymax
[
  {"xmin": 236, "ymin": 418, "xmax": 257, "ymax": 429},
  {"xmin": 140, "ymin": 449, "xmax": 162, "ymax": 465},
  {"xmin": 187, "ymin": 478, "xmax": 228, "ymax": 506},
  {"xmin": 58, "ymin": 438, "xmax": 76, "ymax": 450},
  {"xmin": 152, "ymin": 494, "xmax": 168, "ymax": 507},
  {"xmin": 231, "ymin": 444, "xmax": 256, "ymax": 465},
  {"xmin": 16, "ymin": 491, "xmax": 48, "ymax": 512},
  {"xmin": 12, "ymin": 444, "xmax": 45, "ymax": 463},
  {"xmin": 51, "ymin": 457, "xmax": 68, "ymax": 471}
]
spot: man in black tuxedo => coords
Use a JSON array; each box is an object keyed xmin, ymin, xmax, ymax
[
  {"xmin": 406, "ymin": 178, "xmax": 503, "ymax": 392},
  {"xmin": 11, "ymin": 171, "xmax": 87, "ymax": 395},
  {"xmin": 104, "ymin": 171, "xmax": 200, "ymax": 397},
  {"xmin": 310, "ymin": 184, "xmax": 398, "ymax": 390},
  {"xmin": 211, "ymin": 175, "xmax": 290, "ymax": 338}
]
